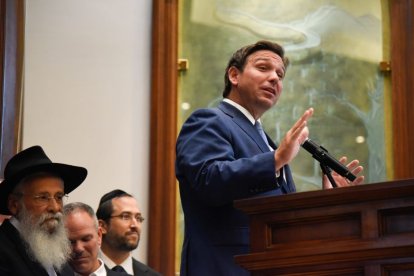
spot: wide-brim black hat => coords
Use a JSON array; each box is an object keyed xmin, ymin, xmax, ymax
[{"xmin": 0, "ymin": 145, "xmax": 87, "ymax": 215}]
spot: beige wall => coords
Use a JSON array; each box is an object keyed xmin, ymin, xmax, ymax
[{"xmin": 23, "ymin": 0, "xmax": 152, "ymax": 263}]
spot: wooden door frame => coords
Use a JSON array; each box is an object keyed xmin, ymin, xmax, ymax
[
  {"xmin": 390, "ymin": 0, "xmax": 414, "ymax": 179},
  {"xmin": 0, "ymin": 0, "xmax": 24, "ymax": 176},
  {"xmin": 150, "ymin": 0, "xmax": 414, "ymax": 275},
  {"xmin": 148, "ymin": 0, "xmax": 179, "ymax": 274}
]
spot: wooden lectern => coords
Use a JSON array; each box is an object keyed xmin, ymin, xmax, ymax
[{"xmin": 234, "ymin": 179, "xmax": 414, "ymax": 275}]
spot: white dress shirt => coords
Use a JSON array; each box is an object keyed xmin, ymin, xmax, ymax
[
  {"xmin": 74, "ymin": 258, "xmax": 107, "ymax": 276},
  {"xmin": 100, "ymin": 251, "xmax": 134, "ymax": 275}
]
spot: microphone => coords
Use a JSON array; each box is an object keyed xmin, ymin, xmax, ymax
[{"xmin": 301, "ymin": 138, "xmax": 356, "ymax": 182}]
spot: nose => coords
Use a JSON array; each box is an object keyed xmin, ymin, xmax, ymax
[
  {"xmin": 129, "ymin": 218, "xmax": 139, "ymax": 228},
  {"xmin": 46, "ymin": 197, "xmax": 62, "ymax": 213},
  {"xmin": 269, "ymin": 71, "xmax": 280, "ymax": 83},
  {"xmin": 72, "ymin": 241, "xmax": 84, "ymax": 255}
]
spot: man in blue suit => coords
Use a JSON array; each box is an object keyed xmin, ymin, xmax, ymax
[{"xmin": 175, "ymin": 40, "xmax": 364, "ymax": 276}]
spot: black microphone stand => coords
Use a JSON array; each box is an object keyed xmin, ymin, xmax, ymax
[{"xmin": 320, "ymin": 163, "xmax": 338, "ymax": 188}]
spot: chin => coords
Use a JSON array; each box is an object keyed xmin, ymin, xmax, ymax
[
  {"xmin": 42, "ymin": 219, "xmax": 59, "ymax": 233},
  {"xmin": 71, "ymin": 262, "xmax": 91, "ymax": 274},
  {"xmin": 125, "ymin": 241, "xmax": 139, "ymax": 251}
]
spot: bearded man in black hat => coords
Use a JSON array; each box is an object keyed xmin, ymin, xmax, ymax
[{"xmin": 0, "ymin": 145, "xmax": 87, "ymax": 276}]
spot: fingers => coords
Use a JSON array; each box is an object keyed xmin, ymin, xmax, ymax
[
  {"xmin": 352, "ymin": 175, "xmax": 365, "ymax": 185},
  {"xmin": 338, "ymin": 156, "xmax": 348, "ymax": 164},
  {"xmin": 290, "ymin": 108, "xmax": 313, "ymax": 144},
  {"xmin": 322, "ymin": 175, "xmax": 333, "ymax": 189},
  {"xmin": 274, "ymin": 108, "xmax": 314, "ymax": 171},
  {"xmin": 324, "ymin": 156, "xmax": 364, "ymax": 188},
  {"xmin": 301, "ymin": 107, "xmax": 314, "ymax": 121},
  {"xmin": 339, "ymin": 157, "xmax": 364, "ymax": 178},
  {"xmin": 352, "ymin": 165, "xmax": 364, "ymax": 176},
  {"xmin": 348, "ymin": 163, "xmax": 364, "ymax": 185},
  {"xmin": 292, "ymin": 108, "xmax": 313, "ymax": 133}
]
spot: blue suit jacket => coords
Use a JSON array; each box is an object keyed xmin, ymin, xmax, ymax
[{"xmin": 176, "ymin": 101, "xmax": 295, "ymax": 276}]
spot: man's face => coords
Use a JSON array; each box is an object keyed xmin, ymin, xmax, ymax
[
  {"xmin": 11, "ymin": 176, "xmax": 65, "ymax": 233},
  {"xmin": 66, "ymin": 210, "xmax": 102, "ymax": 275},
  {"xmin": 10, "ymin": 176, "xmax": 71, "ymax": 270},
  {"xmin": 100, "ymin": 196, "xmax": 142, "ymax": 251},
  {"xmin": 228, "ymin": 49, "xmax": 286, "ymax": 119}
]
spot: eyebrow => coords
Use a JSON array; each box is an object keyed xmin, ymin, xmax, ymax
[
  {"xmin": 69, "ymin": 234, "xmax": 93, "ymax": 243},
  {"xmin": 252, "ymin": 57, "xmax": 286, "ymax": 72},
  {"xmin": 120, "ymin": 211, "xmax": 142, "ymax": 215},
  {"xmin": 251, "ymin": 57, "xmax": 271, "ymax": 63}
]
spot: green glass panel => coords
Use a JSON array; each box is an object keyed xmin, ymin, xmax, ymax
[{"xmin": 178, "ymin": 0, "xmax": 388, "ymax": 191}]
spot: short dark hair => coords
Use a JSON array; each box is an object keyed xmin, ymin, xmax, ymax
[
  {"xmin": 222, "ymin": 40, "xmax": 289, "ymax": 98},
  {"xmin": 96, "ymin": 189, "xmax": 133, "ymax": 222}
]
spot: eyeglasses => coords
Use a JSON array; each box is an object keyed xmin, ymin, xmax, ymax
[
  {"xmin": 110, "ymin": 213, "xmax": 145, "ymax": 223},
  {"xmin": 14, "ymin": 193, "xmax": 68, "ymax": 206}
]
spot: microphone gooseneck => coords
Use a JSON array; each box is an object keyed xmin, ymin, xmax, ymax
[{"xmin": 301, "ymin": 138, "xmax": 356, "ymax": 182}]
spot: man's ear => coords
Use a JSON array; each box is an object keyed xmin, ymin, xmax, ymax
[
  {"xmin": 7, "ymin": 194, "xmax": 20, "ymax": 216},
  {"xmin": 97, "ymin": 226, "xmax": 103, "ymax": 247},
  {"xmin": 228, "ymin": 66, "xmax": 240, "ymax": 86},
  {"xmin": 98, "ymin": 219, "xmax": 108, "ymax": 234}
]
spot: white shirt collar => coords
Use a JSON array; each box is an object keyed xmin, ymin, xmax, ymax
[
  {"xmin": 100, "ymin": 250, "xmax": 134, "ymax": 275},
  {"xmin": 9, "ymin": 216, "xmax": 20, "ymax": 231},
  {"xmin": 223, "ymin": 98, "xmax": 259, "ymax": 125},
  {"xmin": 74, "ymin": 258, "xmax": 106, "ymax": 276},
  {"xmin": 223, "ymin": 99, "xmax": 274, "ymax": 152}
]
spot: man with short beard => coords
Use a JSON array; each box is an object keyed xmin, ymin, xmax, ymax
[
  {"xmin": 0, "ymin": 146, "xmax": 87, "ymax": 276},
  {"xmin": 96, "ymin": 190, "xmax": 161, "ymax": 276}
]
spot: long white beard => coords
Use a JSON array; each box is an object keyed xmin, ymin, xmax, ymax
[{"xmin": 18, "ymin": 206, "xmax": 71, "ymax": 271}]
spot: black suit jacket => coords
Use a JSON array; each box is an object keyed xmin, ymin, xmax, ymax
[
  {"xmin": 59, "ymin": 263, "xmax": 129, "ymax": 276},
  {"xmin": 0, "ymin": 220, "xmax": 50, "ymax": 276},
  {"xmin": 132, "ymin": 257, "xmax": 162, "ymax": 276}
]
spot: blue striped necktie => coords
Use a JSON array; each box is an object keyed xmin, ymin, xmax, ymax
[
  {"xmin": 255, "ymin": 121, "xmax": 291, "ymax": 193},
  {"xmin": 255, "ymin": 121, "xmax": 271, "ymax": 149}
]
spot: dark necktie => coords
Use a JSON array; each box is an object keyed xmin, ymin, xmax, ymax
[{"xmin": 112, "ymin": 265, "xmax": 127, "ymax": 273}]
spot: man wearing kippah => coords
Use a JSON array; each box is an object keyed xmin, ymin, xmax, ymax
[
  {"xmin": 0, "ymin": 146, "xmax": 87, "ymax": 276},
  {"xmin": 96, "ymin": 189, "xmax": 161, "ymax": 276}
]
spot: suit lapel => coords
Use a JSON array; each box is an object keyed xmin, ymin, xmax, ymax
[
  {"xmin": 218, "ymin": 101, "xmax": 296, "ymax": 193},
  {"xmin": 218, "ymin": 102, "xmax": 271, "ymax": 153}
]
